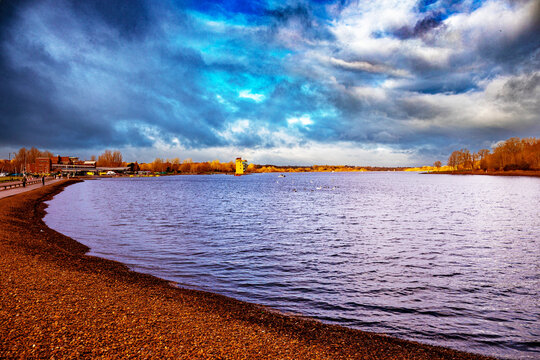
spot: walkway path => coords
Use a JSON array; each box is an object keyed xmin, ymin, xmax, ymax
[{"xmin": 0, "ymin": 179, "xmax": 64, "ymax": 200}]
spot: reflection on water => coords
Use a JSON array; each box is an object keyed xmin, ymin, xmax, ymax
[{"xmin": 44, "ymin": 172, "xmax": 540, "ymax": 359}]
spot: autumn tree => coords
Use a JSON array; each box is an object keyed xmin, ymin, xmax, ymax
[
  {"xmin": 13, "ymin": 147, "xmax": 27, "ymax": 173},
  {"xmin": 447, "ymin": 151, "xmax": 459, "ymax": 170},
  {"xmin": 522, "ymin": 138, "xmax": 540, "ymax": 169},
  {"xmin": 433, "ymin": 161, "xmax": 442, "ymax": 169},
  {"xmin": 179, "ymin": 161, "xmax": 192, "ymax": 173},
  {"xmin": 8, "ymin": 147, "xmax": 54, "ymax": 173},
  {"xmin": 170, "ymin": 158, "xmax": 181, "ymax": 173},
  {"xmin": 458, "ymin": 149, "xmax": 472, "ymax": 170},
  {"xmin": 209, "ymin": 159, "xmax": 221, "ymax": 171},
  {"xmin": 247, "ymin": 163, "xmax": 257, "ymax": 173},
  {"xmin": 97, "ymin": 150, "xmax": 123, "ymax": 167},
  {"xmin": 476, "ymin": 149, "xmax": 490, "ymax": 170},
  {"xmin": 223, "ymin": 161, "xmax": 235, "ymax": 172},
  {"xmin": 446, "ymin": 137, "xmax": 539, "ymax": 172},
  {"xmin": 139, "ymin": 163, "xmax": 152, "ymax": 171},
  {"xmin": 14, "ymin": 147, "xmax": 42, "ymax": 172},
  {"xmin": 27, "ymin": 147, "xmax": 42, "ymax": 164},
  {"xmin": 0, "ymin": 159, "xmax": 14, "ymax": 174},
  {"xmin": 193, "ymin": 162, "xmax": 211, "ymax": 173},
  {"xmin": 151, "ymin": 158, "xmax": 166, "ymax": 173}
]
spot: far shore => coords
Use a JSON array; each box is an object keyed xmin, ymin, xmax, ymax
[
  {"xmin": 425, "ymin": 170, "xmax": 540, "ymax": 177},
  {"xmin": 0, "ymin": 180, "xmax": 495, "ymax": 359}
]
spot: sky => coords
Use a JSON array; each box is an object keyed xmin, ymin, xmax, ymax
[{"xmin": 0, "ymin": 0, "xmax": 539, "ymax": 166}]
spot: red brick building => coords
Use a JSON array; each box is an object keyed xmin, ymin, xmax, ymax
[
  {"xmin": 32, "ymin": 157, "xmax": 52, "ymax": 173},
  {"xmin": 28, "ymin": 155, "xmax": 96, "ymax": 174}
]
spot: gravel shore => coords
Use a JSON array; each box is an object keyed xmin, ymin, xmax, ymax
[{"xmin": 0, "ymin": 180, "xmax": 495, "ymax": 359}]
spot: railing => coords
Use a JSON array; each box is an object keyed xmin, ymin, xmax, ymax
[{"xmin": 0, "ymin": 179, "xmax": 45, "ymax": 191}]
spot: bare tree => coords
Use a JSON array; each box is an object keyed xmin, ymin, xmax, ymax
[
  {"xmin": 477, "ymin": 149, "xmax": 490, "ymax": 170},
  {"xmin": 97, "ymin": 150, "xmax": 123, "ymax": 167},
  {"xmin": 447, "ymin": 151, "xmax": 460, "ymax": 170}
]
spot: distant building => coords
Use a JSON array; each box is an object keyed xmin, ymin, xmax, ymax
[
  {"xmin": 235, "ymin": 158, "xmax": 247, "ymax": 175},
  {"xmin": 28, "ymin": 155, "xmax": 98, "ymax": 174},
  {"xmin": 34, "ymin": 157, "xmax": 52, "ymax": 173}
]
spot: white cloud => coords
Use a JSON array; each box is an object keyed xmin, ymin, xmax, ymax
[
  {"xmin": 216, "ymin": 119, "xmax": 251, "ymax": 142},
  {"xmin": 350, "ymin": 86, "xmax": 388, "ymax": 102},
  {"xmin": 238, "ymin": 90, "xmax": 265, "ymax": 102},
  {"xmin": 287, "ymin": 115, "xmax": 314, "ymax": 126},
  {"xmin": 120, "ymin": 141, "xmax": 414, "ymax": 166},
  {"xmin": 242, "ymin": 142, "xmax": 414, "ymax": 166},
  {"xmin": 329, "ymin": 0, "xmax": 416, "ymax": 54},
  {"xmin": 327, "ymin": 56, "xmax": 410, "ymax": 77},
  {"xmin": 401, "ymin": 72, "xmax": 540, "ymax": 131},
  {"xmin": 444, "ymin": 0, "xmax": 535, "ymax": 48},
  {"xmin": 216, "ymin": 94, "xmax": 239, "ymax": 112},
  {"xmin": 230, "ymin": 119, "xmax": 250, "ymax": 133}
]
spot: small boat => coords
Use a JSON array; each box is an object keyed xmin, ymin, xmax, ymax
[{"xmin": 278, "ymin": 174, "xmax": 286, "ymax": 177}]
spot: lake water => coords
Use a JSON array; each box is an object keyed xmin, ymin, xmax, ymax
[{"xmin": 44, "ymin": 172, "xmax": 540, "ymax": 359}]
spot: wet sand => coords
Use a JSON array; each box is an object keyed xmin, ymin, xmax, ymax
[{"xmin": 0, "ymin": 180, "xmax": 495, "ymax": 359}]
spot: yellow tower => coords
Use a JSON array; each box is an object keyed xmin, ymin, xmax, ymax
[{"xmin": 235, "ymin": 157, "xmax": 247, "ymax": 175}]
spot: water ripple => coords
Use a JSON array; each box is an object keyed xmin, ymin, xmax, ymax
[{"xmin": 44, "ymin": 172, "xmax": 540, "ymax": 359}]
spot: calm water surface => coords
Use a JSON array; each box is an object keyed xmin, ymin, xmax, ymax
[{"xmin": 44, "ymin": 172, "xmax": 540, "ymax": 359}]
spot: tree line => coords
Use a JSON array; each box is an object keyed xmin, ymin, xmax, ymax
[
  {"xmin": 97, "ymin": 150, "xmax": 123, "ymax": 167},
  {"xmin": 10, "ymin": 139, "xmax": 536, "ymax": 176},
  {"xmin": 2, "ymin": 146, "xmax": 408, "ymax": 175},
  {"xmin": 0, "ymin": 148, "xmax": 238, "ymax": 174},
  {"xmin": 0, "ymin": 147, "xmax": 125, "ymax": 173},
  {"xmin": 136, "ymin": 158, "xmax": 236, "ymax": 173},
  {"xmin": 446, "ymin": 137, "xmax": 540, "ymax": 171},
  {"xmin": 0, "ymin": 147, "xmax": 53, "ymax": 173},
  {"xmin": 134, "ymin": 160, "xmax": 398, "ymax": 174}
]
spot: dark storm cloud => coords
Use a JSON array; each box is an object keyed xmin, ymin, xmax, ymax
[
  {"xmin": 393, "ymin": 12, "xmax": 444, "ymax": 39},
  {"xmin": 0, "ymin": 57, "xmax": 154, "ymax": 149},
  {"xmin": 0, "ymin": 0, "xmax": 229, "ymax": 150},
  {"xmin": 478, "ymin": 6, "xmax": 540, "ymax": 73},
  {"xmin": 268, "ymin": 5, "xmax": 313, "ymax": 26},
  {"xmin": 497, "ymin": 73, "xmax": 540, "ymax": 101},
  {"xmin": 68, "ymin": 0, "xmax": 152, "ymax": 39},
  {"xmin": 390, "ymin": 0, "xmax": 487, "ymax": 40},
  {"xmin": 266, "ymin": 4, "xmax": 335, "ymax": 42},
  {"xmin": 393, "ymin": 71, "xmax": 479, "ymax": 94},
  {"xmin": 179, "ymin": 0, "xmax": 268, "ymax": 17}
]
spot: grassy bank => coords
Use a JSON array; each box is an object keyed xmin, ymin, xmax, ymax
[
  {"xmin": 0, "ymin": 176, "xmax": 22, "ymax": 183},
  {"xmin": 0, "ymin": 181, "xmax": 494, "ymax": 359}
]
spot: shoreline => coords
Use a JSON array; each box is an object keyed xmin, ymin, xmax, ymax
[
  {"xmin": 425, "ymin": 170, "xmax": 540, "ymax": 177},
  {"xmin": 0, "ymin": 181, "xmax": 494, "ymax": 359}
]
